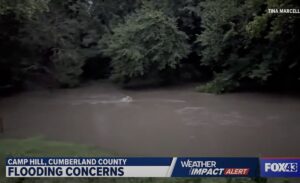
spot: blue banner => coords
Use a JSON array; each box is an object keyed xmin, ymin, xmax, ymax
[
  {"xmin": 6, "ymin": 157, "xmax": 173, "ymax": 166},
  {"xmin": 6, "ymin": 157, "xmax": 300, "ymax": 178},
  {"xmin": 260, "ymin": 158, "xmax": 300, "ymax": 177},
  {"xmin": 172, "ymin": 158, "xmax": 259, "ymax": 177}
]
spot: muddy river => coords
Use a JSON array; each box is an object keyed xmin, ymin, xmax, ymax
[{"xmin": 1, "ymin": 82, "xmax": 300, "ymax": 156}]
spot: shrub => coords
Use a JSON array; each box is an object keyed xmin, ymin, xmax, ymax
[
  {"xmin": 101, "ymin": 4, "xmax": 190, "ymax": 83},
  {"xmin": 196, "ymin": 74, "xmax": 239, "ymax": 94}
]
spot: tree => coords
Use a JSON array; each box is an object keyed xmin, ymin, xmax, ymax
[
  {"xmin": 101, "ymin": 3, "xmax": 191, "ymax": 83},
  {"xmin": 0, "ymin": 0, "xmax": 49, "ymax": 89},
  {"xmin": 1, "ymin": 0, "xmax": 299, "ymax": 92},
  {"xmin": 196, "ymin": 0, "xmax": 300, "ymax": 93},
  {"xmin": 21, "ymin": 0, "xmax": 95, "ymax": 87},
  {"xmin": 245, "ymin": 0, "xmax": 300, "ymax": 87}
]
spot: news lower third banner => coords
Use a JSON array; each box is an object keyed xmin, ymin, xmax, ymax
[{"xmin": 5, "ymin": 157, "xmax": 300, "ymax": 178}]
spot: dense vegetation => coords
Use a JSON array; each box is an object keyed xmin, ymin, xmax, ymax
[{"xmin": 0, "ymin": 0, "xmax": 299, "ymax": 93}]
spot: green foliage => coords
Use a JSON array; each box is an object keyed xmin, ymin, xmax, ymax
[
  {"xmin": 0, "ymin": 0, "xmax": 300, "ymax": 92},
  {"xmin": 51, "ymin": 49, "xmax": 84, "ymax": 87},
  {"xmin": 246, "ymin": 15, "xmax": 269, "ymax": 39},
  {"xmin": 101, "ymin": 4, "xmax": 190, "ymax": 82},
  {"xmin": 246, "ymin": 0, "xmax": 295, "ymax": 41},
  {"xmin": 196, "ymin": 73, "xmax": 240, "ymax": 94},
  {"xmin": 0, "ymin": 0, "xmax": 49, "ymax": 19},
  {"xmin": 0, "ymin": 0, "xmax": 50, "ymax": 89},
  {"xmin": 90, "ymin": 0, "xmax": 141, "ymax": 33},
  {"xmin": 197, "ymin": 0, "xmax": 245, "ymax": 66},
  {"xmin": 196, "ymin": 0, "xmax": 300, "ymax": 93},
  {"xmin": 19, "ymin": 0, "xmax": 96, "ymax": 87},
  {"xmin": 44, "ymin": 1, "xmax": 91, "ymax": 87}
]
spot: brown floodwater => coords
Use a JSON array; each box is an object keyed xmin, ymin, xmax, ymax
[{"xmin": 0, "ymin": 82, "xmax": 300, "ymax": 156}]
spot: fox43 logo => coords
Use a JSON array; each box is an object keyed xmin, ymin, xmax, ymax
[
  {"xmin": 265, "ymin": 163, "xmax": 298, "ymax": 173},
  {"xmin": 260, "ymin": 158, "xmax": 300, "ymax": 177}
]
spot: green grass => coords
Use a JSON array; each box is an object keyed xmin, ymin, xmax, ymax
[{"xmin": 0, "ymin": 138, "xmax": 296, "ymax": 183}]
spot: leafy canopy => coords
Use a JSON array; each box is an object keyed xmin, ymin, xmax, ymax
[{"xmin": 101, "ymin": 3, "xmax": 191, "ymax": 82}]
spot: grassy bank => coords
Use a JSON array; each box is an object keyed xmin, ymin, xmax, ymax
[{"xmin": 0, "ymin": 138, "xmax": 294, "ymax": 183}]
